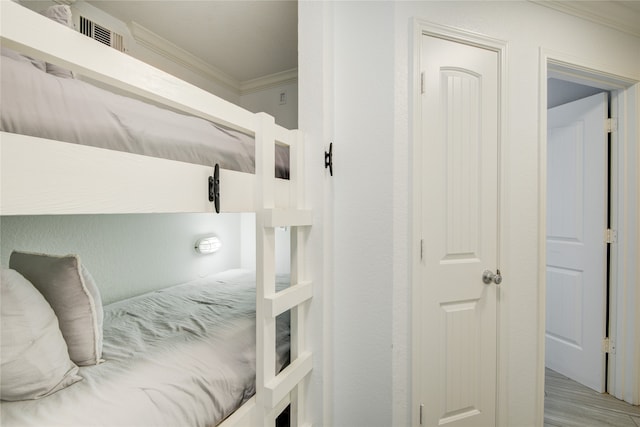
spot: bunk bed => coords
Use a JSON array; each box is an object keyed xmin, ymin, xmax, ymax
[{"xmin": 0, "ymin": 2, "xmax": 313, "ymax": 426}]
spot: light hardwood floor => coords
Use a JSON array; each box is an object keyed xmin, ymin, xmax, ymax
[{"xmin": 545, "ymin": 368, "xmax": 640, "ymax": 427}]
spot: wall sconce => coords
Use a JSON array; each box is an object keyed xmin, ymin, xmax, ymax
[{"xmin": 195, "ymin": 236, "xmax": 222, "ymax": 254}]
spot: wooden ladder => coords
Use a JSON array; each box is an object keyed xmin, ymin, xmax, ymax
[{"xmin": 255, "ymin": 113, "xmax": 313, "ymax": 426}]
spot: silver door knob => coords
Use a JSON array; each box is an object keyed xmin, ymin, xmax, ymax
[{"xmin": 482, "ymin": 269, "xmax": 502, "ymax": 285}]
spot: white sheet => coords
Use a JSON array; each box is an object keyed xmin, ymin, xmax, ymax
[
  {"xmin": 0, "ymin": 53, "xmax": 289, "ymax": 178},
  {"xmin": 0, "ymin": 269, "xmax": 290, "ymax": 427}
]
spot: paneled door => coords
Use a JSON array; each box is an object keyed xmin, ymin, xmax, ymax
[
  {"xmin": 415, "ymin": 34, "xmax": 500, "ymax": 427},
  {"xmin": 546, "ymin": 92, "xmax": 608, "ymax": 393}
]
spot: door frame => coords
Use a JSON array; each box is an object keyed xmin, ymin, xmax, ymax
[
  {"xmin": 537, "ymin": 48, "xmax": 640, "ymax": 415},
  {"xmin": 410, "ymin": 19, "xmax": 508, "ymax": 426}
]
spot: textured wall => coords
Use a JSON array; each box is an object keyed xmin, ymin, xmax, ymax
[{"xmin": 1, "ymin": 213, "xmax": 241, "ymax": 305}]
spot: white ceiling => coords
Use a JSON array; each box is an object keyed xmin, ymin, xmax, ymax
[{"xmin": 86, "ymin": 0, "xmax": 298, "ymax": 83}]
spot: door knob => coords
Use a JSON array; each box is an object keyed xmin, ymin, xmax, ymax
[{"xmin": 482, "ymin": 269, "xmax": 502, "ymax": 285}]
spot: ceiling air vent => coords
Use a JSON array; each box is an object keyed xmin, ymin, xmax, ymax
[{"xmin": 79, "ymin": 16, "xmax": 125, "ymax": 52}]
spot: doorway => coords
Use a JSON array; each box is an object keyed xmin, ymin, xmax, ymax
[
  {"xmin": 539, "ymin": 54, "xmax": 640, "ymax": 415},
  {"xmin": 545, "ymin": 83, "xmax": 610, "ymax": 393}
]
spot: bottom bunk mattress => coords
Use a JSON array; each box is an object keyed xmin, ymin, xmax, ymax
[{"xmin": 1, "ymin": 269, "xmax": 290, "ymax": 427}]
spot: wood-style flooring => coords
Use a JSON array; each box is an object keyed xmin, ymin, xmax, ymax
[{"xmin": 545, "ymin": 368, "xmax": 640, "ymax": 427}]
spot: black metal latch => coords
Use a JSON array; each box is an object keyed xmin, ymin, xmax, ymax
[
  {"xmin": 208, "ymin": 164, "xmax": 220, "ymax": 213},
  {"xmin": 325, "ymin": 142, "xmax": 333, "ymax": 176}
]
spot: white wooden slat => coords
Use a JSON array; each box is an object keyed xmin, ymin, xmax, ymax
[
  {"xmin": 255, "ymin": 112, "xmax": 278, "ymax": 424},
  {"xmin": 275, "ymin": 126, "xmax": 293, "ymax": 147},
  {"xmin": 289, "ymin": 126, "xmax": 308, "ymax": 427},
  {"xmin": 0, "ymin": 1, "xmax": 255, "ymax": 134},
  {"xmin": 0, "ymin": 133, "xmax": 214, "ymax": 215},
  {"xmin": 265, "ymin": 282, "xmax": 313, "ymax": 318},
  {"xmin": 0, "ymin": 134, "xmax": 295, "ymax": 215},
  {"xmin": 217, "ymin": 397, "xmax": 256, "ymax": 427},
  {"xmin": 255, "ymin": 222, "xmax": 277, "ymax": 393},
  {"xmin": 255, "ymin": 113, "xmax": 276, "ymax": 209},
  {"xmin": 275, "ymin": 179, "xmax": 292, "ymax": 209},
  {"xmin": 218, "ymin": 169, "xmax": 256, "ymax": 213},
  {"xmin": 290, "ymin": 130, "xmax": 306, "ymax": 207},
  {"xmin": 265, "ymin": 351, "xmax": 313, "ymax": 409},
  {"xmin": 265, "ymin": 209, "xmax": 314, "ymax": 228}
]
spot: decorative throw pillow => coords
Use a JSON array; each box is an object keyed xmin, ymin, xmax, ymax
[
  {"xmin": 41, "ymin": 5, "xmax": 75, "ymax": 79},
  {"xmin": 9, "ymin": 251, "xmax": 103, "ymax": 366},
  {"xmin": 1, "ymin": 269, "xmax": 82, "ymax": 401}
]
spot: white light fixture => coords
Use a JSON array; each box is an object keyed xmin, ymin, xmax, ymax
[{"xmin": 195, "ymin": 236, "xmax": 222, "ymax": 254}]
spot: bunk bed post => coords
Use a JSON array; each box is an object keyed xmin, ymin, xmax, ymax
[
  {"xmin": 289, "ymin": 129, "xmax": 308, "ymax": 427},
  {"xmin": 255, "ymin": 112, "xmax": 277, "ymax": 426}
]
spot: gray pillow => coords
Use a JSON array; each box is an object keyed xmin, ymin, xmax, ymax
[
  {"xmin": 9, "ymin": 251, "xmax": 103, "ymax": 366},
  {"xmin": 1, "ymin": 269, "xmax": 82, "ymax": 401}
]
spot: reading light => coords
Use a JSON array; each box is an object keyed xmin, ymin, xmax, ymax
[{"xmin": 195, "ymin": 236, "xmax": 222, "ymax": 254}]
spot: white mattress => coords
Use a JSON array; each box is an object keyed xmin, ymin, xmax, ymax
[
  {"xmin": 0, "ymin": 52, "xmax": 289, "ymax": 178},
  {"xmin": 0, "ymin": 269, "xmax": 290, "ymax": 427}
]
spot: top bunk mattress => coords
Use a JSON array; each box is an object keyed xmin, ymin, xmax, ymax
[{"xmin": 0, "ymin": 49, "xmax": 289, "ymax": 178}]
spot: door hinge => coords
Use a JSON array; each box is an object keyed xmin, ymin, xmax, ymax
[
  {"xmin": 602, "ymin": 337, "xmax": 616, "ymax": 354},
  {"xmin": 605, "ymin": 228, "xmax": 617, "ymax": 244},
  {"xmin": 420, "ymin": 72, "xmax": 425, "ymax": 94},
  {"xmin": 606, "ymin": 118, "xmax": 617, "ymax": 133},
  {"xmin": 420, "ymin": 239, "xmax": 424, "ymax": 260},
  {"xmin": 419, "ymin": 403, "xmax": 424, "ymax": 425}
]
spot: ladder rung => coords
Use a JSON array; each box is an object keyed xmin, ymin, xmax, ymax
[
  {"xmin": 265, "ymin": 209, "xmax": 312, "ymax": 228},
  {"xmin": 265, "ymin": 351, "xmax": 312, "ymax": 408},
  {"xmin": 266, "ymin": 281, "xmax": 312, "ymax": 318}
]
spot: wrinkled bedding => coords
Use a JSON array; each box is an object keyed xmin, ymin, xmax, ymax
[
  {"xmin": 0, "ymin": 269, "xmax": 290, "ymax": 427},
  {"xmin": 0, "ymin": 52, "xmax": 289, "ymax": 178}
]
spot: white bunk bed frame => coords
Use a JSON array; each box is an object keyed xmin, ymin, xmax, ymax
[{"xmin": 0, "ymin": 2, "xmax": 312, "ymax": 426}]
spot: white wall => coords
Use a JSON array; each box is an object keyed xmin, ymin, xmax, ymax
[
  {"xmin": 298, "ymin": 1, "xmax": 335, "ymax": 425},
  {"xmin": 0, "ymin": 214, "xmax": 241, "ymax": 305},
  {"xmin": 332, "ymin": 3, "xmax": 395, "ymax": 427},
  {"xmin": 240, "ymin": 81, "xmax": 299, "ymax": 130},
  {"xmin": 301, "ymin": 1, "xmax": 640, "ymax": 426},
  {"xmin": 240, "ymin": 212, "xmax": 291, "ymax": 275}
]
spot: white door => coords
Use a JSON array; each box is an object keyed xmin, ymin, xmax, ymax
[
  {"xmin": 416, "ymin": 35, "xmax": 499, "ymax": 427},
  {"xmin": 546, "ymin": 92, "xmax": 608, "ymax": 393}
]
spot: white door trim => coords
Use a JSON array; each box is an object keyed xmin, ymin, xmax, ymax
[
  {"xmin": 537, "ymin": 48, "xmax": 640, "ymax": 416},
  {"xmin": 411, "ymin": 19, "xmax": 508, "ymax": 427}
]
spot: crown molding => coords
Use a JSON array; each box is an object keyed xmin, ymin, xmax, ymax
[
  {"xmin": 240, "ymin": 68, "xmax": 298, "ymax": 95},
  {"xmin": 529, "ymin": 0, "xmax": 640, "ymax": 38},
  {"xmin": 129, "ymin": 21, "xmax": 298, "ymax": 96},
  {"xmin": 129, "ymin": 21, "xmax": 240, "ymax": 94}
]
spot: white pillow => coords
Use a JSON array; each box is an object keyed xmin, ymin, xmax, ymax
[
  {"xmin": 9, "ymin": 251, "xmax": 103, "ymax": 366},
  {"xmin": 1, "ymin": 269, "xmax": 82, "ymax": 401}
]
